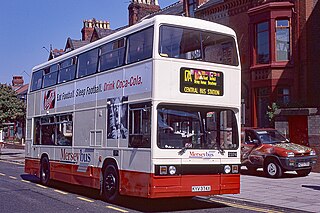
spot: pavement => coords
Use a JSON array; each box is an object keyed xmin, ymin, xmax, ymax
[
  {"xmin": 0, "ymin": 143, "xmax": 25, "ymax": 164},
  {"xmin": 218, "ymin": 169, "xmax": 320, "ymax": 213},
  {"xmin": 1, "ymin": 145, "xmax": 320, "ymax": 212}
]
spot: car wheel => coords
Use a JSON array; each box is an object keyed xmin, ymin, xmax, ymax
[
  {"xmin": 296, "ymin": 168, "xmax": 311, "ymax": 177},
  {"xmin": 102, "ymin": 164, "xmax": 119, "ymax": 203},
  {"xmin": 40, "ymin": 157, "xmax": 50, "ymax": 185},
  {"xmin": 264, "ymin": 159, "xmax": 283, "ymax": 178}
]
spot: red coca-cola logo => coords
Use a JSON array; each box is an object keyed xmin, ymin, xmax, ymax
[{"xmin": 44, "ymin": 90, "xmax": 55, "ymax": 110}]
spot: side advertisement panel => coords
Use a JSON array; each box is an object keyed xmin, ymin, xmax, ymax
[{"xmin": 41, "ymin": 63, "xmax": 152, "ymax": 111}]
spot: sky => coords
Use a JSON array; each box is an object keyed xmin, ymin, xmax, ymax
[{"xmin": 0, "ymin": 0, "xmax": 178, "ymax": 85}]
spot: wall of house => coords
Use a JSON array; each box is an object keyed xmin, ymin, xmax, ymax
[{"xmin": 308, "ymin": 115, "xmax": 320, "ymax": 172}]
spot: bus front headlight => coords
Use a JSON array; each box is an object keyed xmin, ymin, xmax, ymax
[
  {"xmin": 169, "ymin": 166, "xmax": 177, "ymax": 175},
  {"xmin": 224, "ymin": 165, "xmax": 231, "ymax": 174}
]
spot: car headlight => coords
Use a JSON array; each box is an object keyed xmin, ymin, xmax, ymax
[
  {"xmin": 168, "ymin": 166, "xmax": 176, "ymax": 175},
  {"xmin": 287, "ymin": 152, "xmax": 295, "ymax": 157},
  {"xmin": 310, "ymin": 150, "xmax": 316, "ymax": 156},
  {"xmin": 224, "ymin": 165, "xmax": 231, "ymax": 174}
]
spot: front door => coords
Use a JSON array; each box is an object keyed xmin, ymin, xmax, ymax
[{"xmin": 288, "ymin": 116, "xmax": 308, "ymax": 146}]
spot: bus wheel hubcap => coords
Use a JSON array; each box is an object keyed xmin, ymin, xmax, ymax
[{"xmin": 105, "ymin": 174, "xmax": 115, "ymax": 193}]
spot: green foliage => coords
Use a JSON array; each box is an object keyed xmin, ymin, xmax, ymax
[
  {"xmin": 266, "ymin": 102, "xmax": 278, "ymax": 122},
  {"xmin": 0, "ymin": 84, "xmax": 26, "ymax": 125}
]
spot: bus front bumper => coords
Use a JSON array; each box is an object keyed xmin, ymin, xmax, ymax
[{"xmin": 149, "ymin": 173, "xmax": 240, "ymax": 198}]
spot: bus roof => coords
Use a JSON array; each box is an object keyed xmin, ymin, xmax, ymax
[{"xmin": 31, "ymin": 15, "xmax": 237, "ymax": 73}]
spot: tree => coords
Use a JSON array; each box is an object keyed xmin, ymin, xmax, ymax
[
  {"xmin": 266, "ymin": 102, "xmax": 278, "ymax": 126},
  {"xmin": 0, "ymin": 84, "xmax": 26, "ymax": 125}
]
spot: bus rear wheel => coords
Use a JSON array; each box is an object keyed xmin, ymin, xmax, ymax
[
  {"xmin": 102, "ymin": 164, "xmax": 119, "ymax": 203},
  {"xmin": 40, "ymin": 157, "xmax": 50, "ymax": 185}
]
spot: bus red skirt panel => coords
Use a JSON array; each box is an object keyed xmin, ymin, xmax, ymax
[{"xmin": 25, "ymin": 158, "xmax": 240, "ymax": 198}]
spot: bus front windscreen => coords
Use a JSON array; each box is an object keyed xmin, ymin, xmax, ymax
[
  {"xmin": 157, "ymin": 105, "xmax": 238, "ymax": 150},
  {"xmin": 159, "ymin": 25, "xmax": 239, "ymax": 66}
]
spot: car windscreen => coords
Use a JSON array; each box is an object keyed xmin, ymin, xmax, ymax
[{"xmin": 256, "ymin": 130, "xmax": 288, "ymax": 144}]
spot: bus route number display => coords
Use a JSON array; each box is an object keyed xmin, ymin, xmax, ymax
[{"xmin": 180, "ymin": 67, "xmax": 223, "ymax": 96}]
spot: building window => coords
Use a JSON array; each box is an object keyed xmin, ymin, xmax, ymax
[
  {"xmin": 276, "ymin": 19, "xmax": 290, "ymax": 61},
  {"xmin": 188, "ymin": 0, "xmax": 197, "ymax": 17},
  {"xmin": 256, "ymin": 22, "xmax": 270, "ymax": 64},
  {"xmin": 277, "ymin": 88, "xmax": 290, "ymax": 105}
]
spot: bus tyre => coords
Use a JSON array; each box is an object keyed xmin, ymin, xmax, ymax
[
  {"xmin": 102, "ymin": 164, "xmax": 119, "ymax": 203},
  {"xmin": 40, "ymin": 157, "xmax": 50, "ymax": 185},
  {"xmin": 264, "ymin": 159, "xmax": 282, "ymax": 178},
  {"xmin": 296, "ymin": 168, "xmax": 311, "ymax": 177}
]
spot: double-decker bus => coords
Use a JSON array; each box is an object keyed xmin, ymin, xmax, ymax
[{"xmin": 25, "ymin": 15, "xmax": 241, "ymax": 202}]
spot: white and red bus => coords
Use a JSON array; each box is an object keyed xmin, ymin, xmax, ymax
[{"xmin": 25, "ymin": 15, "xmax": 241, "ymax": 202}]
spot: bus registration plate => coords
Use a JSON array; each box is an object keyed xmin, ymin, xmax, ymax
[{"xmin": 192, "ymin": 185, "xmax": 211, "ymax": 192}]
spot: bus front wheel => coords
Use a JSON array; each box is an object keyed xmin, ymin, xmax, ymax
[
  {"xmin": 102, "ymin": 164, "xmax": 119, "ymax": 203},
  {"xmin": 40, "ymin": 157, "xmax": 50, "ymax": 185}
]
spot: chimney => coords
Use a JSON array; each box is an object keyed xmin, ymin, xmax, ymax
[
  {"xmin": 183, "ymin": 0, "xmax": 208, "ymax": 17},
  {"xmin": 12, "ymin": 76, "xmax": 24, "ymax": 90},
  {"xmin": 128, "ymin": 0, "xmax": 160, "ymax": 26},
  {"xmin": 81, "ymin": 19, "xmax": 110, "ymax": 41}
]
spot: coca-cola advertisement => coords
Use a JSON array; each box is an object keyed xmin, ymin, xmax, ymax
[{"xmin": 44, "ymin": 89, "xmax": 56, "ymax": 110}]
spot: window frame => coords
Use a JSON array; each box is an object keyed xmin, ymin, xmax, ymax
[
  {"xmin": 159, "ymin": 25, "xmax": 239, "ymax": 66},
  {"xmin": 99, "ymin": 38, "xmax": 126, "ymax": 72},
  {"xmin": 275, "ymin": 19, "xmax": 290, "ymax": 62},
  {"xmin": 34, "ymin": 114, "xmax": 73, "ymax": 146},
  {"xmin": 126, "ymin": 26, "xmax": 154, "ymax": 64},
  {"xmin": 30, "ymin": 70, "xmax": 44, "ymax": 92},
  {"xmin": 58, "ymin": 57, "xmax": 77, "ymax": 83},
  {"xmin": 43, "ymin": 65, "xmax": 59, "ymax": 88},
  {"xmin": 128, "ymin": 102, "xmax": 152, "ymax": 148},
  {"xmin": 77, "ymin": 48, "xmax": 99, "ymax": 78},
  {"xmin": 255, "ymin": 21, "xmax": 270, "ymax": 64}
]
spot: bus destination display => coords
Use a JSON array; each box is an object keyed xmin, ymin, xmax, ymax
[{"xmin": 180, "ymin": 67, "xmax": 223, "ymax": 96}]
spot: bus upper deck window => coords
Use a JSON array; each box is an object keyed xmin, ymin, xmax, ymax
[
  {"xmin": 59, "ymin": 57, "xmax": 77, "ymax": 83},
  {"xmin": 43, "ymin": 65, "xmax": 59, "ymax": 88},
  {"xmin": 127, "ymin": 27, "xmax": 153, "ymax": 64},
  {"xmin": 77, "ymin": 48, "xmax": 99, "ymax": 78},
  {"xmin": 99, "ymin": 38, "xmax": 125, "ymax": 72},
  {"xmin": 31, "ymin": 70, "xmax": 44, "ymax": 91}
]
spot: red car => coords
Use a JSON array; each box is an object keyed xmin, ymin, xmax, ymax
[{"xmin": 241, "ymin": 128, "xmax": 317, "ymax": 178}]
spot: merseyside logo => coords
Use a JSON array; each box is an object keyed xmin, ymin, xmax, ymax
[
  {"xmin": 60, "ymin": 148, "xmax": 94, "ymax": 173},
  {"xmin": 189, "ymin": 151, "xmax": 215, "ymax": 159},
  {"xmin": 44, "ymin": 89, "xmax": 56, "ymax": 110}
]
